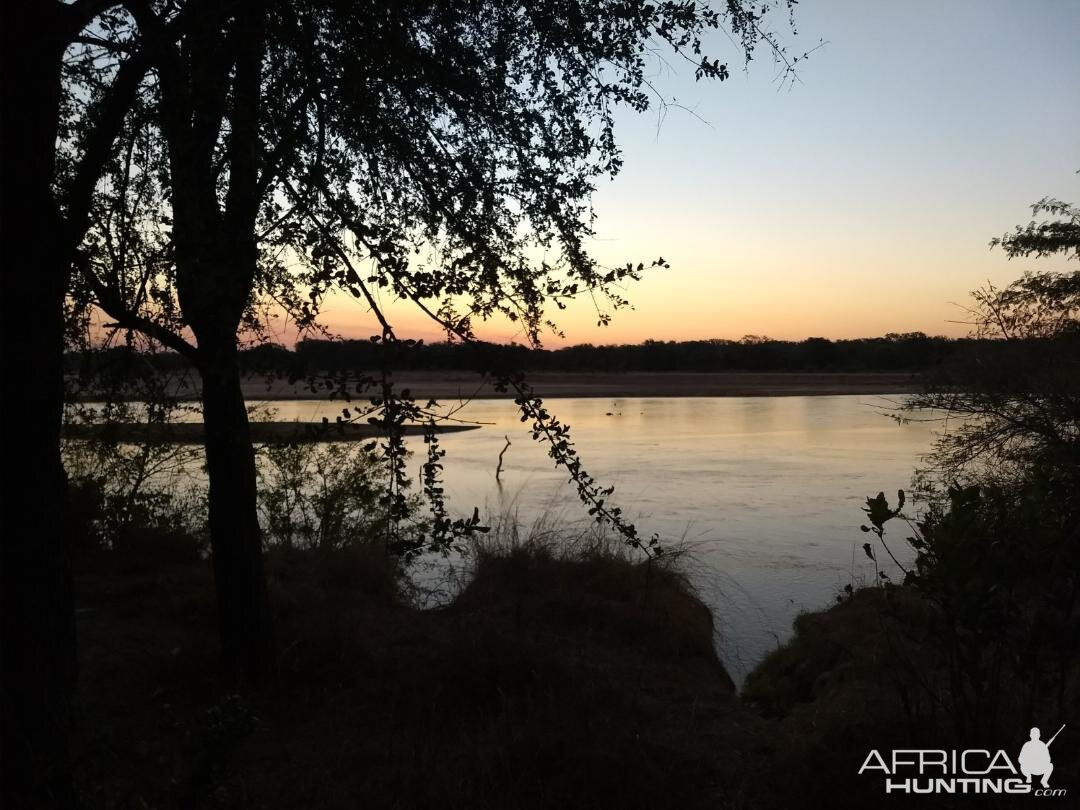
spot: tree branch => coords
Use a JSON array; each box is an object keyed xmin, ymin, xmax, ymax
[
  {"xmin": 63, "ymin": 45, "xmax": 153, "ymax": 243},
  {"xmin": 79, "ymin": 256, "xmax": 200, "ymax": 362}
]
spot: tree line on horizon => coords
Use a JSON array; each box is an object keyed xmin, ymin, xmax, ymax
[{"xmin": 68, "ymin": 331, "xmax": 1044, "ymax": 376}]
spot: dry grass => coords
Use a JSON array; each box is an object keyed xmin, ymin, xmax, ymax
[
  {"xmin": 744, "ymin": 586, "xmax": 1080, "ymax": 809},
  {"xmin": 71, "ymin": 526, "xmax": 766, "ymax": 809},
  {"xmin": 72, "ymin": 526, "xmax": 1075, "ymax": 809}
]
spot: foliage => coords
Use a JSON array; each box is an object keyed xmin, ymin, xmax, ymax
[
  {"xmin": 856, "ymin": 471, "xmax": 1078, "ymax": 739},
  {"xmin": 990, "ymin": 195, "xmax": 1080, "ymax": 263},
  {"xmin": 257, "ymin": 441, "xmax": 400, "ymax": 551},
  {"xmin": 270, "ymin": 0, "xmax": 803, "ymax": 345},
  {"xmin": 63, "ymin": 418, "xmax": 439, "ymax": 559},
  {"xmin": 900, "ymin": 193, "xmax": 1079, "ymax": 484},
  {"xmin": 494, "ymin": 369, "xmax": 662, "ymax": 553},
  {"xmin": 859, "ymin": 188, "xmax": 1080, "ymax": 739},
  {"xmin": 857, "ymin": 488, "xmax": 908, "ymax": 583},
  {"xmin": 63, "ymin": 425, "xmax": 206, "ymax": 551},
  {"xmin": 60, "ymin": 0, "xmax": 806, "ymax": 351},
  {"xmin": 911, "ymin": 270, "xmax": 1079, "ymax": 485},
  {"xmin": 63, "ymin": 353, "xmax": 206, "ymax": 549}
]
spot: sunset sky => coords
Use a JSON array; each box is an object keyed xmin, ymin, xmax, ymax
[{"xmin": 315, "ymin": 0, "xmax": 1080, "ymax": 347}]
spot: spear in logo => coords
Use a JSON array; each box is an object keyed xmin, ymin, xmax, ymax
[{"xmin": 1047, "ymin": 724, "xmax": 1066, "ymax": 747}]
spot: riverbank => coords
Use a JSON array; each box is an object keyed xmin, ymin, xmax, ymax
[
  {"xmin": 72, "ymin": 540, "xmax": 769, "ymax": 809},
  {"xmin": 63, "ymin": 421, "xmax": 481, "ymax": 444},
  {"xmin": 70, "ymin": 534, "xmax": 1075, "ymax": 808}
]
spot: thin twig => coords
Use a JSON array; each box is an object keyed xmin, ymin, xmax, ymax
[{"xmin": 495, "ymin": 435, "xmax": 511, "ymax": 485}]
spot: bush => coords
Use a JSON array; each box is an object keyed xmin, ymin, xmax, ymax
[
  {"xmin": 62, "ymin": 402, "xmax": 207, "ymax": 551},
  {"xmin": 256, "ymin": 441, "xmax": 413, "ymax": 550}
]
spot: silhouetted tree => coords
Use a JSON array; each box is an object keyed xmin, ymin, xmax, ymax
[
  {"xmin": 905, "ymin": 194, "xmax": 1079, "ymax": 483},
  {"xmin": 1, "ymin": 2, "xmax": 189, "ymax": 805},
  {"xmin": 69, "ymin": 0, "xmax": 805, "ymax": 681},
  {"xmin": 863, "ymin": 192, "xmax": 1080, "ymax": 740}
]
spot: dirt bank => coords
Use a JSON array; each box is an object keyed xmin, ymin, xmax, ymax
[
  {"xmin": 72, "ymin": 543, "xmax": 773, "ymax": 809},
  {"xmin": 73, "ymin": 541, "xmax": 1071, "ymax": 808}
]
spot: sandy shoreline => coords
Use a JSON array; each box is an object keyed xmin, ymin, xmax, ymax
[
  {"xmin": 63, "ymin": 421, "xmax": 481, "ymax": 443},
  {"xmin": 197, "ymin": 371, "xmax": 918, "ymax": 401}
]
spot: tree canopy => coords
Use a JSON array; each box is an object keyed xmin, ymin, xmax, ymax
[
  {"xmin": 68, "ymin": 0, "xmax": 805, "ymax": 352},
  {"xmin": 905, "ymin": 192, "xmax": 1079, "ymax": 483}
]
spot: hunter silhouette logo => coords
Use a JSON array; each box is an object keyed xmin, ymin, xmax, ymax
[
  {"xmin": 1019, "ymin": 725, "xmax": 1064, "ymax": 789},
  {"xmin": 858, "ymin": 724, "xmax": 1068, "ymax": 797}
]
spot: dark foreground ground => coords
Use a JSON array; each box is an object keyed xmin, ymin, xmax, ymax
[{"xmin": 71, "ymin": 541, "xmax": 1077, "ymax": 809}]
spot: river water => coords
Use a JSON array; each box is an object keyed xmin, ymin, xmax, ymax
[{"xmin": 244, "ymin": 394, "xmax": 933, "ymax": 683}]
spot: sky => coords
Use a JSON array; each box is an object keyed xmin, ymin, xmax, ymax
[{"xmin": 315, "ymin": 0, "xmax": 1080, "ymax": 347}]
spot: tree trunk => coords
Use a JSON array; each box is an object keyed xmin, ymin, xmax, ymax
[
  {"xmin": 199, "ymin": 342, "xmax": 276, "ymax": 683},
  {"xmin": 1, "ymin": 5, "xmax": 77, "ymax": 807},
  {"xmin": 161, "ymin": 0, "xmax": 274, "ymax": 682},
  {"xmin": 1, "ymin": 236, "xmax": 78, "ymax": 810}
]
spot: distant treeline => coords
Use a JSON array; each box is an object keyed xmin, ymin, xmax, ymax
[{"xmin": 68, "ymin": 333, "xmax": 1006, "ymax": 375}]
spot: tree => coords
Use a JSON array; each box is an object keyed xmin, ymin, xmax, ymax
[
  {"xmin": 70, "ymin": 0, "xmax": 805, "ymax": 681},
  {"xmin": 865, "ymin": 190, "xmax": 1080, "ymax": 740},
  {"xmin": 1, "ymin": 2, "xmax": 192, "ymax": 805},
  {"xmin": 904, "ymin": 195, "xmax": 1079, "ymax": 484},
  {"xmin": 138, "ymin": 0, "xmax": 280, "ymax": 682}
]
